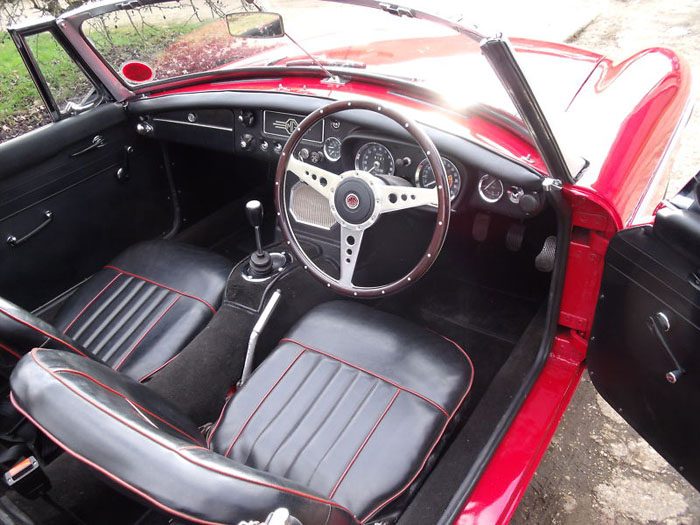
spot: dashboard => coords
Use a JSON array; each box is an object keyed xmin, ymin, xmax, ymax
[{"xmin": 132, "ymin": 92, "xmax": 547, "ymax": 229}]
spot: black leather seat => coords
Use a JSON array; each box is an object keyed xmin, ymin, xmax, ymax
[
  {"xmin": 10, "ymin": 302, "xmax": 473, "ymax": 524},
  {"xmin": 0, "ymin": 241, "xmax": 231, "ymax": 382}
]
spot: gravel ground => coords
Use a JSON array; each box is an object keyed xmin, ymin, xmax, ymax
[{"xmin": 508, "ymin": 0, "xmax": 700, "ymax": 523}]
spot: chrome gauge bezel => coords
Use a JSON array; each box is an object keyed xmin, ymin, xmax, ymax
[
  {"xmin": 415, "ymin": 157, "xmax": 462, "ymax": 200},
  {"xmin": 323, "ymin": 136, "xmax": 342, "ymax": 162},
  {"xmin": 354, "ymin": 141, "xmax": 395, "ymax": 176},
  {"xmin": 478, "ymin": 174, "xmax": 504, "ymax": 203}
]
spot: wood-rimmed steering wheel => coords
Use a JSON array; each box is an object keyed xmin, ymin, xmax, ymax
[{"xmin": 274, "ymin": 99, "xmax": 450, "ymax": 297}]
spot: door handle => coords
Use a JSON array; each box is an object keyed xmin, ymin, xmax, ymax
[
  {"xmin": 70, "ymin": 135, "xmax": 106, "ymax": 157},
  {"xmin": 646, "ymin": 312, "xmax": 685, "ymax": 383},
  {"xmin": 6, "ymin": 210, "xmax": 53, "ymax": 247}
]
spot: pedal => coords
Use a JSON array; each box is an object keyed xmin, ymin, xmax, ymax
[
  {"xmin": 505, "ymin": 223, "xmax": 525, "ymax": 252},
  {"xmin": 535, "ymin": 236, "xmax": 557, "ymax": 272},
  {"xmin": 4, "ymin": 456, "xmax": 50, "ymax": 499},
  {"xmin": 472, "ymin": 213, "xmax": 491, "ymax": 242}
]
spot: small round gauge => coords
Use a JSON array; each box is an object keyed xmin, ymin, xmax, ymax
[
  {"xmin": 323, "ymin": 137, "xmax": 342, "ymax": 162},
  {"xmin": 415, "ymin": 157, "xmax": 462, "ymax": 200},
  {"xmin": 478, "ymin": 174, "xmax": 504, "ymax": 203},
  {"xmin": 354, "ymin": 142, "xmax": 395, "ymax": 176}
]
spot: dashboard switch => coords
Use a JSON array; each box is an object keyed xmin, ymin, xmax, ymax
[
  {"xmin": 260, "ymin": 140, "xmax": 269, "ymax": 152},
  {"xmin": 273, "ymin": 142, "xmax": 283, "ymax": 154},
  {"xmin": 298, "ymin": 148, "xmax": 310, "ymax": 160},
  {"xmin": 240, "ymin": 134, "xmax": 255, "ymax": 151},
  {"xmin": 238, "ymin": 111, "xmax": 255, "ymax": 127}
]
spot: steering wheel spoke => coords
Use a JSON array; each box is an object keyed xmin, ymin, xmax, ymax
[
  {"xmin": 286, "ymin": 156, "xmax": 340, "ymax": 199},
  {"xmin": 378, "ymin": 185, "xmax": 438, "ymax": 213},
  {"xmin": 275, "ymin": 99, "xmax": 450, "ymax": 298},
  {"xmin": 339, "ymin": 227, "xmax": 364, "ymax": 287}
]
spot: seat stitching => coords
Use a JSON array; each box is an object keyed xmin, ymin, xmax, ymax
[
  {"xmin": 304, "ymin": 377, "xmax": 380, "ymax": 488},
  {"xmin": 62, "ymin": 274, "xmax": 122, "ymax": 334},
  {"xmin": 329, "ymin": 388, "xmax": 400, "ymax": 499},
  {"xmin": 113, "ymin": 296, "xmax": 181, "ymax": 371},
  {"xmin": 104, "ymin": 266, "xmax": 217, "ymax": 313},
  {"xmin": 262, "ymin": 362, "xmax": 342, "ymax": 471},
  {"xmin": 280, "ymin": 339, "xmax": 449, "ymax": 417},
  {"xmin": 11, "ymin": 394, "xmax": 354, "ymax": 525},
  {"xmin": 283, "ymin": 371, "xmax": 362, "ymax": 480},
  {"xmin": 223, "ymin": 348, "xmax": 306, "ymax": 458},
  {"xmin": 0, "ymin": 342, "xmax": 21, "ymax": 360},
  {"xmin": 0, "ymin": 307, "xmax": 88, "ymax": 358},
  {"xmin": 70, "ymin": 276, "xmax": 137, "ymax": 342},
  {"xmin": 360, "ymin": 334, "xmax": 475, "ymax": 523},
  {"xmin": 239, "ymin": 355, "xmax": 325, "ymax": 466},
  {"xmin": 87, "ymin": 281, "xmax": 156, "ymax": 357}
]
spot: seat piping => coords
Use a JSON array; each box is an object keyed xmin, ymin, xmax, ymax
[
  {"xmin": 280, "ymin": 339, "xmax": 449, "ymax": 417},
  {"xmin": 104, "ymin": 266, "xmax": 217, "ymax": 314}
]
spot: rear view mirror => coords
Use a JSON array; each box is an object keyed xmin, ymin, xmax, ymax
[{"xmin": 226, "ymin": 12, "xmax": 284, "ymax": 39}]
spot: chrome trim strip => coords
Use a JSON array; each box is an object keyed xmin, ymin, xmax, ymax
[{"xmin": 152, "ymin": 118, "xmax": 233, "ymax": 132}]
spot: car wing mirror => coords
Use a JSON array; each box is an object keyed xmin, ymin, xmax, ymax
[{"xmin": 226, "ymin": 12, "xmax": 284, "ymax": 39}]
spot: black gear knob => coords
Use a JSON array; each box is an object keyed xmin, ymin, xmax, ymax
[{"xmin": 246, "ymin": 200, "xmax": 263, "ymax": 228}]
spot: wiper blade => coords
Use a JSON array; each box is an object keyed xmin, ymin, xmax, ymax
[{"xmin": 285, "ymin": 58, "xmax": 366, "ymax": 69}]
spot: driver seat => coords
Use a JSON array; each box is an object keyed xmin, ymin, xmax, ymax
[{"xmin": 10, "ymin": 301, "xmax": 473, "ymax": 524}]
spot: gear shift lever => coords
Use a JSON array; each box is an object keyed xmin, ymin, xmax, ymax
[{"xmin": 245, "ymin": 200, "xmax": 273, "ymax": 278}]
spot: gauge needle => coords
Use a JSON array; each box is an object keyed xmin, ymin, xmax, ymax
[{"xmin": 484, "ymin": 179, "xmax": 496, "ymax": 190}]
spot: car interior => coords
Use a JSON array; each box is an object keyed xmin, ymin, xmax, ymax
[{"xmin": 0, "ymin": 85, "xmax": 569, "ymax": 524}]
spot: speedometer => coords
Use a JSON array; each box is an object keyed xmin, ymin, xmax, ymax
[
  {"xmin": 415, "ymin": 157, "xmax": 462, "ymax": 200},
  {"xmin": 354, "ymin": 142, "xmax": 395, "ymax": 176}
]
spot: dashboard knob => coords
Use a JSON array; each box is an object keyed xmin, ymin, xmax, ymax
[
  {"xmin": 519, "ymin": 193, "xmax": 540, "ymax": 214},
  {"xmin": 238, "ymin": 111, "xmax": 255, "ymax": 127},
  {"xmin": 136, "ymin": 122, "xmax": 153, "ymax": 135},
  {"xmin": 298, "ymin": 148, "xmax": 310, "ymax": 160},
  {"xmin": 310, "ymin": 151, "xmax": 323, "ymax": 164},
  {"xmin": 396, "ymin": 157, "xmax": 412, "ymax": 167},
  {"xmin": 240, "ymin": 134, "xmax": 255, "ymax": 150},
  {"xmin": 259, "ymin": 140, "xmax": 269, "ymax": 152},
  {"xmin": 273, "ymin": 142, "xmax": 283, "ymax": 154}
]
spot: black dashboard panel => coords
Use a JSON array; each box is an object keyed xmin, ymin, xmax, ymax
[{"xmin": 130, "ymin": 91, "xmax": 546, "ymax": 220}]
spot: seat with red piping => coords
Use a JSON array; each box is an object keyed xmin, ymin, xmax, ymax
[
  {"xmin": 0, "ymin": 240, "xmax": 231, "ymax": 383},
  {"xmin": 10, "ymin": 301, "xmax": 473, "ymax": 524}
]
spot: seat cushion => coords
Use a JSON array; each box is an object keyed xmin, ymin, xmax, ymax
[
  {"xmin": 209, "ymin": 301, "xmax": 473, "ymax": 522},
  {"xmin": 53, "ymin": 241, "xmax": 232, "ymax": 381}
]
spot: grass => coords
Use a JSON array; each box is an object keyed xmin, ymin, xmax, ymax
[{"xmin": 0, "ymin": 37, "xmax": 48, "ymax": 124}]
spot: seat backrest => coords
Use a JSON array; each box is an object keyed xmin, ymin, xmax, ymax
[
  {"xmin": 0, "ymin": 297, "xmax": 91, "ymax": 379},
  {"xmin": 10, "ymin": 349, "xmax": 357, "ymax": 525}
]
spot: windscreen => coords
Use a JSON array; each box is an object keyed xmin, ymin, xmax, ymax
[{"xmin": 80, "ymin": 0, "xmax": 516, "ymax": 114}]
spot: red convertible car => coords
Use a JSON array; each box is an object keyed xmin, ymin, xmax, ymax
[{"xmin": 0, "ymin": 0, "xmax": 696, "ymax": 523}]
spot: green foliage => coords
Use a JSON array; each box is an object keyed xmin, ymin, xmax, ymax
[{"xmin": 0, "ymin": 38, "xmax": 46, "ymax": 123}]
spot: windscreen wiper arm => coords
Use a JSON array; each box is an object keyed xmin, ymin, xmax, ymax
[{"xmin": 285, "ymin": 58, "xmax": 366, "ymax": 69}]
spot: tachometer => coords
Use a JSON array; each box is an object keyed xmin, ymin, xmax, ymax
[
  {"xmin": 323, "ymin": 137, "xmax": 342, "ymax": 162},
  {"xmin": 354, "ymin": 142, "xmax": 395, "ymax": 176},
  {"xmin": 415, "ymin": 157, "xmax": 462, "ymax": 200},
  {"xmin": 478, "ymin": 174, "xmax": 504, "ymax": 203}
]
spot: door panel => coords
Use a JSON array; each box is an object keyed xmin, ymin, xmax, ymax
[
  {"xmin": 0, "ymin": 104, "xmax": 173, "ymax": 310},
  {"xmin": 588, "ymin": 176, "xmax": 700, "ymax": 490}
]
